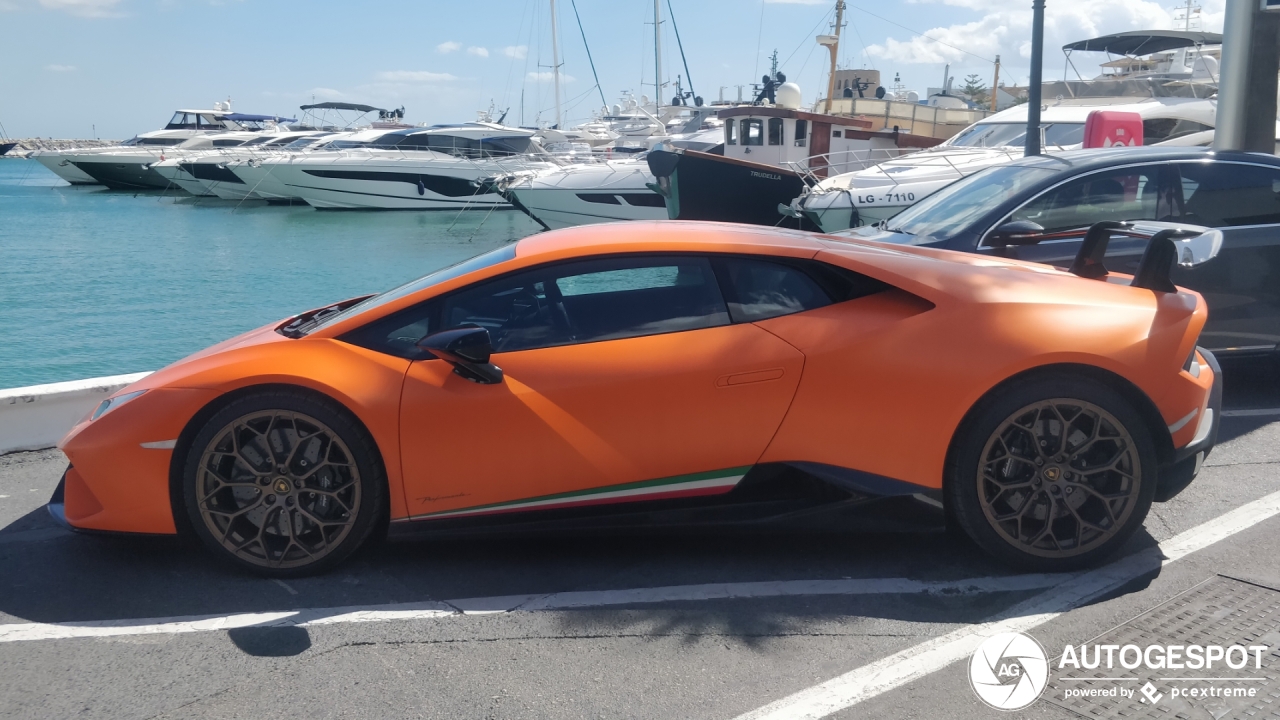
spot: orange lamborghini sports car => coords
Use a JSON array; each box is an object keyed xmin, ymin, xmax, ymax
[{"xmin": 52, "ymin": 221, "xmax": 1222, "ymax": 576}]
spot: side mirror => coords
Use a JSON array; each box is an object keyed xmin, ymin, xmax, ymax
[
  {"xmin": 987, "ymin": 220, "xmax": 1046, "ymax": 247},
  {"xmin": 418, "ymin": 325, "xmax": 504, "ymax": 385}
]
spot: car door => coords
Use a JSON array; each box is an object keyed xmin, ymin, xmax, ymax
[
  {"xmin": 396, "ymin": 254, "xmax": 806, "ymax": 521},
  {"xmin": 978, "ymin": 163, "xmax": 1173, "ymax": 271},
  {"xmin": 1165, "ymin": 161, "xmax": 1280, "ymax": 353}
]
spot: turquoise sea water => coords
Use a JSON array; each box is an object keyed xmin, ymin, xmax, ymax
[{"xmin": 0, "ymin": 158, "xmax": 543, "ymax": 388}]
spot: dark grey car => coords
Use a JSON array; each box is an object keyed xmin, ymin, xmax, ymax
[{"xmin": 841, "ymin": 147, "xmax": 1280, "ymax": 356}]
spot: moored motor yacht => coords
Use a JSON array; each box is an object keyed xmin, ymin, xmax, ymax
[
  {"xmin": 31, "ymin": 103, "xmax": 272, "ymax": 186},
  {"xmin": 255, "ymin": 124, "xmax": 556, "ymax": 210},
  {"xmin": 62, "ymin": 110, "xmax": 295, "ymax": 190},
  {"xmin": 153, "ymin": 131, "xmax": 335, "ymax": 199}
]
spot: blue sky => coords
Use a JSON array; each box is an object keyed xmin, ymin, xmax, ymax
[{"xmin": 0, "ymin": 0, "xmax": 1220, "ymax": 139}]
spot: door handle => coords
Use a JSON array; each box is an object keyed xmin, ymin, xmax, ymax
[{"xmin": 716, "ymin": 368, "xmax": 785, "ymax": 387}]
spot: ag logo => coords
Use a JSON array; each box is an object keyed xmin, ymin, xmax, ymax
[{"xmin": 969, "ymin": 632, "xmax": 1050, "ymax": 711}]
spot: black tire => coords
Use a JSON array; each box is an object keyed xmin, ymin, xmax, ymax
[
  {"xmin": 182, "ymin": 389, "xmax": 387, "ymax": 577},
  {"xmin": 947, "ymin": 374, "xmax": 1158, "ymax": 571}
]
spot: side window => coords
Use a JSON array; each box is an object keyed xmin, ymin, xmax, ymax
[
  {"xmin": 741, "ymin": 119, "xmax": 763, "ymax": 146},
  {"xmin": 794, "ymin": 119, "xmax": 808, "ymax": 147},
  {"xmin": 440, "ymin": 272, "xmax": 567, "ymax": 352},
  {"xmin": 713, "ymin": 257, "xmax": 831, "ymax": 322},
  {"xmin": 725, "ymin": 120, "xmax": 737, "ymax": 145},
  {"xmin": 767, "ymin": 118, "xmax": 783, "ymax": 146},
  {"xmin": 550, "ymin": 257, "xmax": 729, "ymax": 344},
  {"xmin": 1175, "ymin": 163, "xmax": 1280, "ymax": 227},
  {"xmin": 1006, "ymin": 166, "xmax": 1162, "ymax": 233}
]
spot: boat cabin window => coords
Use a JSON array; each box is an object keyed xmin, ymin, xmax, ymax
[
  {"xmin": 832, "ymin": 130, "xmax": 842, "ymax": 138},
  {"xmin": 483, "ymin": 136, "xmax": 535, "ymax": 156},
  {"xmin": 1143, "ymin": 119, "xmax": 1214, "ymax": 145},
  {"xmin": 725, "ymin": 121, "xmax": 737, "ymax": 145},
  {"xmin": 741, "ymin": 119, "xmax": 763, "ymax": 146},
  {"xmin": 165, "ymin": 112, "xmax": 229, "ymax": 130},
  {"xmin": 767, "ymin": 118, "xmax": 783, "ymax": 146},
  {"xmin": 794, "ymin": 119, "xmax": 808, "ymax": 147},
  {"xmin": 948, "ymin": 122, "xmax": 1084, "ymax": 148},
  {"xmin": 136, "ymin": 137, "xmax": 185, "ymax": 146},
  {"xmin": 212, "ymin": 139, "xmax": 248, "ymax": 147}
]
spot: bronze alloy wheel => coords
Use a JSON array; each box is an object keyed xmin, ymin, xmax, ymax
[
  {"xmin": 977, "ymin": 398, "xmax": 1142, "ymax": 558},
  {"xmin": 195, "ymin": 410, "xmax": 362, "ymax": 570}
]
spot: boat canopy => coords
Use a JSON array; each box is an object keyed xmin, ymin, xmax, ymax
[
  {"xmin": 299, "ymin": 102, "xmax": 384, "ymax": 113},
  {"xmin": 224, "ymin": 113, "xmax": 297, "ymax": 123},
  {"xmin": 1063, "ymin": 30, "xmax": 1223, "ymax": 55}
]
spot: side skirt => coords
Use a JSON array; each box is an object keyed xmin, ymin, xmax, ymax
[{"xmin": 387, "ymin": 463, "xmax": 945, "ymax": 541}]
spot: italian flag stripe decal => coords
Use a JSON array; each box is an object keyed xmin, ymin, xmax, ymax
[{"xmin": 411, "ymin": 466, "xmax": 752, "ymax": 521}]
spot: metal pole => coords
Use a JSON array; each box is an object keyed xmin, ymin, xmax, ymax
[
  {"xmin": 1024, "ymin": 0, "xmax": 1045, "ymax": 156},
  {"xmin": 824, "ymin": 1, "xmax": 846, "ymax": 114},
  {"xmin": 1213, "ymin": 0, "xmax": 1254, "ymax": 151},
  {"xmin": 550, "ymin": 0, "xmax": 563, "ymax": 128},
  {"xmin": 654, "ymin": 0, "xmax": 663, "ymax": 106},
  {"xmin": 991, "ymin": 55, "xmax": 1000, "ymax": 112}
]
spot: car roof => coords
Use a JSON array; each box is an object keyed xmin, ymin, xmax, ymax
[
  {"xmin": 515, "ymin": 221, "xmax": 828, "ymax": 260},
  {"xmin": 1006, "ymin": 146, "xmax": 1280, "ymax": 173}
]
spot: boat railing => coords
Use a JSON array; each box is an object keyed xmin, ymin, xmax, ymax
[{"xmin": 786, "ymin": 145, "xmax": 1023, "ymax": 191}]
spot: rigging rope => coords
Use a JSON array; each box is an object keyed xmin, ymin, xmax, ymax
[
  {"xmin": 666, "ymin": 0, "xmax": 696, "ymax": 101},
  {"xmin": 569, "ymin": 0, "xmax": 609, "ymax": 110}
]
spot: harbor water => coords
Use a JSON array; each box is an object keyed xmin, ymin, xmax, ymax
[{"xmin": 0, "ymin": 158, "xmax": 543, "ymax": 388}]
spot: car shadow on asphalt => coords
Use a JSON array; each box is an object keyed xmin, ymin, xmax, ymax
[{"xmin": 0, "ymin": 504, "xmax": 1068, "ymax": 634}]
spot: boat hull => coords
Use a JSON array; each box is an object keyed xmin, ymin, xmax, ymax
[
  {"xmin": 264, "ymin": 157, "xmax": 517, "ymax": 210},
  {"xmin": 72, "ymin": 160, "xmax": 172, "ymax": 190},
  {"xmin": 645, "ymin": 149, "xmax": 818, "ymax": 232},
  {"xmin": 33, "ymin": 152, "xmax": 99, "ymax": 184}
]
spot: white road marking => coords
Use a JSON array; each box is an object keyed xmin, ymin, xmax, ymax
[
  {"xmin": 732, "ymin": 489, "xmax": 1280, "ymax": 720},
  {"xmin": 0, "ymin": 574, "xmax": 1070, "ymax": 645},
  {"xmin": 1221, "ymin": 407, "xmax": 1280, "ymax": 418}
]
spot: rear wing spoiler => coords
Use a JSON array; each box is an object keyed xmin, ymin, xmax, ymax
[{"xmin": 1068, "ymin": 220, "xmax": 1223, "ymax": 292}]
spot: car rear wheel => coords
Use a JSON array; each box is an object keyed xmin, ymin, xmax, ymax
[
  {"xmin": 183, "ymin": 390, "xmax": 386, "ymax": 576},
  {"xmin": 947, "ymin": 375, "xmax": 1157, "ymax": 571}
]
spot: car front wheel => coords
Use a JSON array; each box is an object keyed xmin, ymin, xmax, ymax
[
  {"xmin": 948, "ymin": 375, "xmax": 1158, "ymax": 571},
  {"xmin": 183, "ymin": 390, "xmax": 386, "ymax": 576}
]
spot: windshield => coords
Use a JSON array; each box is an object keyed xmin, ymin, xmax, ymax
[
  {"xmin": 948, "ymin": 122, "xmax": 1085, "ymax": 149},
  {"xmin": 881, "ymin": 165, "xmax": 1057, "ymax": 243},
  {"xmin": 304, "ymin": 244, "xmax": 518, "ymax": 334}
]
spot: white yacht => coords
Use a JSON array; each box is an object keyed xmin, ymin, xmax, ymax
[
  {"xmin": 51, "ymin": 110, "xmax": 294, "ymax": 190},
  {"xmin": 491, "ymin": 108, "xmax": 726, "ymax": 229},
  {"xmin": 151, "ymin": 131, "xmax": 333, "ymax": 199},
  {"xmin": 791, "ymin": 29, "xmax": 1224, "ymax": 232},
  {"xmin": 248, "ymin": 124, "xmax": 555, "ymax": 210},
  {"xmin": 32, "ymin": 104, "xmax": 280, "ymax": 186}
]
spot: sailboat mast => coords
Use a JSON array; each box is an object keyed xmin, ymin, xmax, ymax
[
  {"xmin": 550, "ymin": 0, "xmax": 563, "ymax": 127},
  {"xmin": 654, "ymin": 0, "xmax": 663, "ymax": 106}
]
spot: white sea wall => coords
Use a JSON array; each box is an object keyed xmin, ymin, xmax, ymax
[{"xmin": 0, "ymin": 373, "xmax": 151, "ymax": 454}]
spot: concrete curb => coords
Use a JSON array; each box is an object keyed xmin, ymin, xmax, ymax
[{"xmin": 0, "ymin": 373, "xmax": 152, "ymax": 455}]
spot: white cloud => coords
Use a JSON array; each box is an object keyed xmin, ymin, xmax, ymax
[
  {"xmin": 466, "ymin": 46, "xmax": 489, "ymax": 58},
  {"xmin": 38, "ymin": 0, "xmax": 121, "ymax": 16},
  {"xmin": 45, "ymin": 64, "xmax": 77, "ymax": 71},
  {"xmin": 375, "ymin": 70, "xmax": 458, "ymax": 84},
  {"xmin": 527, "ymin": 71, "xmax": 575, "ymax": 83},
  {"xmin": 860, "ymin": 0, "xmax": 1218, "ymax": 86},
  {"xmin": 307, "ymin": 87, "xmax": 346, "ymax": 100},
  {"xmin": 436, "ymin": 40, "xmax": 461, "ymax": 54},
  {"xmin": 503, "ymin": 45, "xmax": 528, "ymax": 60}
]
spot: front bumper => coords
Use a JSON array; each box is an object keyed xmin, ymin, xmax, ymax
[{"xmin": 1156, "ymin": 347, "xmax": 1222, "ymax": 502}]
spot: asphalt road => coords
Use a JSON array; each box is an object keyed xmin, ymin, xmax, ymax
[{"xmin": 1, "ymin": 356, "xmax": 1278, "ymax": 720}]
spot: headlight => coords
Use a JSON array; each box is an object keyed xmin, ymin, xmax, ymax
[{"xmin": 91, "ymin": 389, "xmax": 148, "ymax": 421}]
